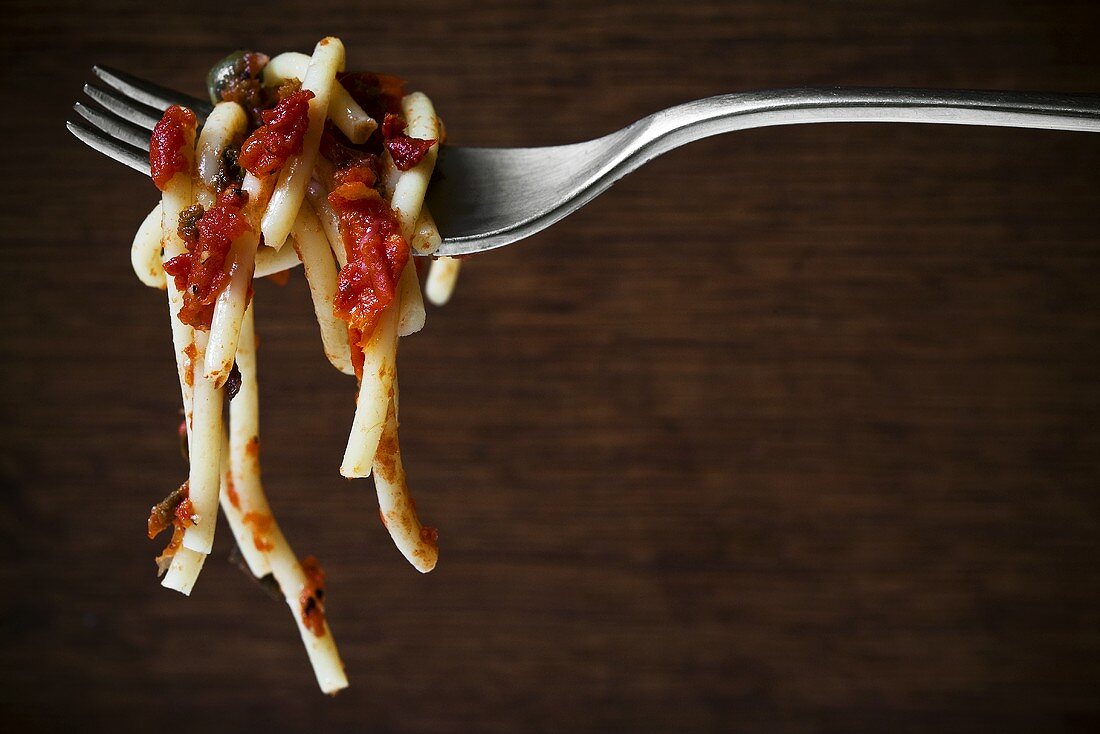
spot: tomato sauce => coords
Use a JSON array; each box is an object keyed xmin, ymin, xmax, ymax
[
  {"xmin": 381, "ymin": 113, "xmax": 435, "ymax": 171},
  {"xmin": 317, "ymin": 72, "xmax": 428, "ymax": 345},
  {"xmin": 321, "ymin": 125, "xmax": 381, "ymax": 194},
  {"xmin": 386, "ymin": 135, "xmax": 435, "ymax": 171},
  {"xmin": 147, "ymin": 482, "xmax": 194, "ymax": 571},
  {"xmin": 225, "ymin": 474, "xmax": 241, "ymax": 510},
  {"xmin": 237, "ymin": 89, "xmax": 315, "ymax": 176},
  {"xmin": 299, "ymin": 556, "xmax": 328, "ymax": 637},
  {"xmin": 348, "ymin": 327, "xmax": 365, "ymax": 380},
  {"xmin": 149, "ymin": 106, "xmax": 196, "ymax": 190},
  {"xmin": 328, "ymin": 182, "xmax": 408, "ymax": 344},
  {"xmin": 178, "ymin": 343, "xmax": 196, "ymax": 388},
  {"xmin": 242, "ymin": 511, "xmax": 275, "ymax": 552},
  {"xmin": 163, "ymin": 187, "xmax": 250, "ymax": 329}
]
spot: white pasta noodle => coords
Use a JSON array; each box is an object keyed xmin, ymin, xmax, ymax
[
  {"xmin": 409, "ymin": 204, "xmax": 442, "ymax": 255},
  {"xmin": 228, "ymin": 304, "xmax": 264, "ymax": 543},
  {"xmin": 161, "ymin": 547, "xmax": 207, "ymax": 595},
  {"xmin": 163, "ymin": 426, "xmax": 257, "ymax": 590},
  {"xmin": 391, "ymin": 92, "xmax": 440, "ymax": 333},
  {"xmin": 241, "ymin": 169, "xmax": 270, "ymax": 205},
  {"xmin": 373, "ymin": 385, "xmax": 438, "ymax": 572},
  {"xmin": 380, "ymin": 153, "xmax": 399, "ymax": 201},
  {"xmin": 201, "ymin": 163, "xmax": 279, "ymax": 387},
  {"xmin": 425, "ymin": 257, "xmax": 462, "ymax": 306},
  {"xmin": 261, "ymin": 37, "xmax": 344, "ymax": 250},
  {"xmin": 411, "ymin": 206, "xmax": 461, "ymax": 304},
  {"xmin": 291, "ymin": 202, "xmax": 354, "ymax": 374},
  {"xmin": 196, "ymin": 101, "xmax": 248, "ymax": 206},
  {"xmin": 230, "ymin": 303, "xmax": 348, "ymax": 693},
  {"xmin": 389, "ymin": 92, "xmax": 439, "ymax": 238},
  {"xmin": 396, "ymin": 255, "xmax": 426, "ymax": 336},
  {"xmin": 218, "ymin": 427, "xmax": 270, "ymax": 578},
  {"xmin": 199, "ymin": 115, "xmax": 277, "ymax": 386},
  {"xmin": 340, "ymin": 304, "xmax": 397, "ymax": 478},
  {"xmin": 306, "ymin": 178, "xmax": 347, "ymax": 267},
  {"xmin": 270, "ymin": 544, "xmax": 349, "ymax": 695},
  {"xmin": 202, "ymin": 227, "xmax": 261, "ymax": 386},
  {"xmin": 410, "ymin": 206, "xmax": 462, "ymax": 305},
  {"xmin": 264, "ymin": 51, "xmax": 376, "ymax": 144},
  {"xmin": 254, "ymin": 239, "xmax": 302, "ymax": 278},
  {"xmin": 159, "ymin": 130, "xmax": 197, "ymax": 431},
  {"xmin": 132, "ymin": 204, "xmax": 166, "ymax": 289},
  {"xmin": 195, "ymin": 103, "xmax": 260, "ymax": 387},
  {"xmin": 181, "ymin": 328, "xmax": 224, "ymax": 555}
]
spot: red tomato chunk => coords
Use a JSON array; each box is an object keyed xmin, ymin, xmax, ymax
[
  {"xmin": 237, "ymin": 89, "xmax": 315, "ymax": 176},
  {"xmin": 163, "ymin": 188, "xmax": 250, "ymax": 328},
  {"xmin": 328, "ymin": 182, "xmax": 408, "ymax": 343},
  {"xmin": 149, "ymin": 106, "xmax": 196, "ymax": 190}
]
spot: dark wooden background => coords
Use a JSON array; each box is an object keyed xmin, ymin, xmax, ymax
[{"xmin": 3, "ymin": 1, "xmax": 1099, "ymax": 731}]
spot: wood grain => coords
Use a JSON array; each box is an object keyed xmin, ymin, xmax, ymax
[{"xmin": 2, "ymin": 1, "xmax": 1099, "ymax": 732}]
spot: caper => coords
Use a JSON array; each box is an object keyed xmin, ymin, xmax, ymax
[{"xmin": 205, "ymin": 50, "xmax": 251, "ymax": 105}]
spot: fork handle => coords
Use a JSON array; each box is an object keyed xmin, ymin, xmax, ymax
[{"xmin": 634, "ymin": 87, "xmax": 1100, "ymax": 162}]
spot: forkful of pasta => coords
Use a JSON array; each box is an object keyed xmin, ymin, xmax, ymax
[
  {"xmin": 66, "ymin": 36, "xmax": 1100, "ymax": 696},
  {"xmin": 70, "ymin": 37, "xmax": 453, "ymax": 695}
]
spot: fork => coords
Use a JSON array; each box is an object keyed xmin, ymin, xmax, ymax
[{"xmin": 68, "ymin": 66, "xmax": 1100, "ymax": 257}]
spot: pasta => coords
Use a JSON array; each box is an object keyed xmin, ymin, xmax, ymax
[
  {"xmin": 261, "ymin": 38, "xmax": 344, "ymax": 250},
  {"xmin": 425, "ymin": 256, "xmax": 462, "ymax": 306},
  {"xmin": 134, "ymin": 37, "xmax": 461, "ymax": 693},
  {"xmin": 264, "ymin": 51, "xmax": 377, "ymax": 144},
  {"xmin": 291, "ymin": 202, "xmax": 354, "ymax": 374}
]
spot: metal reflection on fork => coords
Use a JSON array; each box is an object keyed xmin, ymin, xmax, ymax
[{"xmin": 68, "ymin": 65, "xmax": 1100, "ymax": 256}]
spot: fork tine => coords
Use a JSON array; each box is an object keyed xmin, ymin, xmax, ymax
[
  {"xmin": 93, "ymin": 65, "xmax": 212, "ymax": 115},
  {"xmin": 83, "ymin": 84, "xmax": 161, "ymax": 130},
  {"xmin": 66, "ymin": 119, "xmax": 150, "ymax": 176},
  {"xmin": 73, "ymin": 102, "xmax": 151, "ymax": 151}
]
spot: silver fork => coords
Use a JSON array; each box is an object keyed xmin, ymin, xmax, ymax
[{"xmin": 69, "ymin": 67, "xmax": 1100, "ymax": 257}]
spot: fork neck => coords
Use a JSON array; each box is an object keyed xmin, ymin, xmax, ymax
[{"xmin": 634, "ymin": 87, "xmax": 1100, "ymax": 161}]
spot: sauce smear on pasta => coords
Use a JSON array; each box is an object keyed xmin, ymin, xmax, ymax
[
  {"xmin": 329, "ymin": 182, "xmax": 409, "ymax": 343},
  {"xmin": 163, "ymin": 187, "xmax": 250, "ymax": 328},
  {"xmin": 238, "ymin": 88, "xmax": 315, "ymax": 176},
  {"xmin": 149, "ymin": 105, "xmax": 196, "ymax": 190}
]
